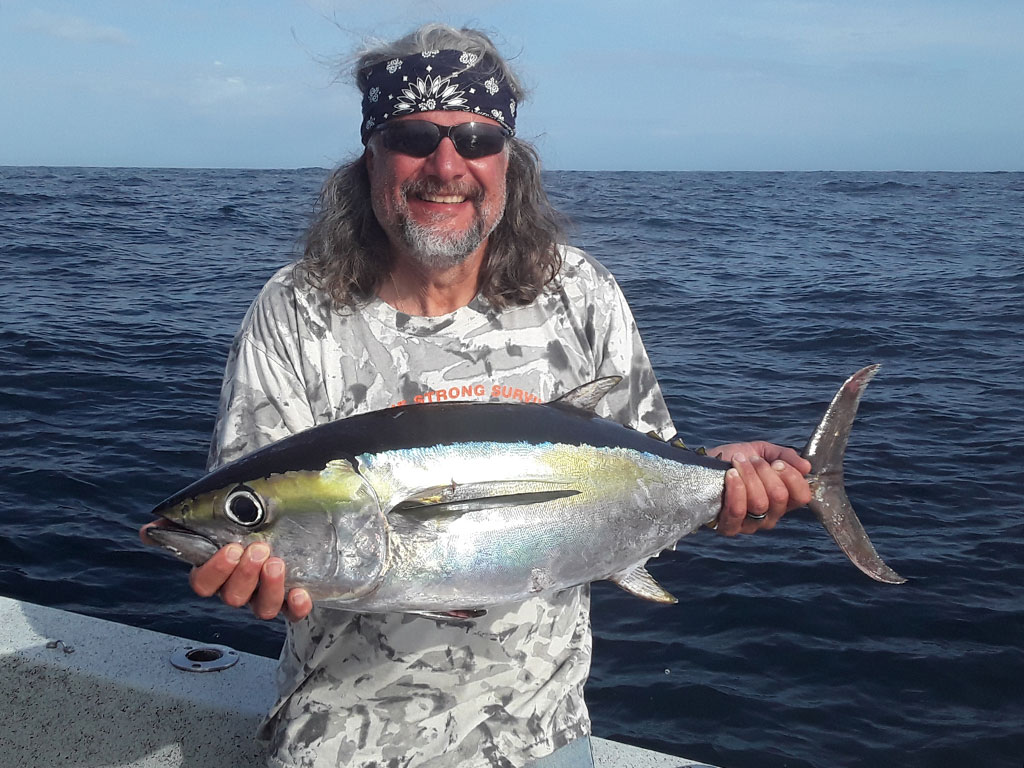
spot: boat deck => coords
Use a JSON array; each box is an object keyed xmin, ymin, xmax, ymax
[{"xmin": 0, "ymin": 596, "xmax": 716, "ymax": 767}]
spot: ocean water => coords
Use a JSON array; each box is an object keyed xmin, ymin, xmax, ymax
[{"xmin": 1, "ymin": 166, "xmax": 1022, "ymax": 768}]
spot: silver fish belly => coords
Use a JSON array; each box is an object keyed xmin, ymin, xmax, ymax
[{"xmin": 350, "ymin": 440, "xmax": 724, "ymax": 611}]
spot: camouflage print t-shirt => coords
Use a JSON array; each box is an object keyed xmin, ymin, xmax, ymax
[{"xmin": 207, "ymin": 246, "xmax": 674, "ymax": 768}]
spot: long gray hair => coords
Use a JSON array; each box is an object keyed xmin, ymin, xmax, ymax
[{"xmin": 297, "ymin": 25, "xmax": 567, "ymax": 310}]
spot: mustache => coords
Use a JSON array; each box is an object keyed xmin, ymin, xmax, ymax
[{"xmin": 401, "ymin": 179, "xmax": 484, "ymax": 203}]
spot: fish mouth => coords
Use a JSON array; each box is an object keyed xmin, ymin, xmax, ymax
[{"xmin": 146, "ymin": 518, "xmax": 220, "ymax": 567}]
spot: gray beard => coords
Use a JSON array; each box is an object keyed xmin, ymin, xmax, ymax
[{"xmin": 400, "ymin": 216, "xmax": 487, "ymax": 270}]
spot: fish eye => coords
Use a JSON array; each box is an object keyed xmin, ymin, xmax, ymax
[{"xmin": 224, "ymin": 486, "xmax": 265, "ymax": 528}]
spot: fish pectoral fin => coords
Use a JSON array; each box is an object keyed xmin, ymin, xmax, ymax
[
  {"xmin": 552, "ymin": 376, "xmax": 622, "ymax": 413},
  {"xmin": 609, "ymin": 564, "xmax": 678, "ymax": 604},
  {"xmin": 391, "ymin": 481, "xmax": 580, "ymax": 518},
  {"xmin": 409, "ymin": 609, "xmax": 487, "ymax": 622}
]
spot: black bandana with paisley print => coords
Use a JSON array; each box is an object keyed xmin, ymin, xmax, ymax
[{"xmin": 360, "ymin": 49, "xmax": 517, "ymax": 144}]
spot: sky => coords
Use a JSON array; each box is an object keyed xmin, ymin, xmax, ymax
[{"xmin": 1, "ymin": 0, "xmax": 1022, "ymax": 171}]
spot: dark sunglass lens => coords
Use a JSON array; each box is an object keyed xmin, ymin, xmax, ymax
[
  {"xmin": 451, "ymin": 124, "xmax": 508, "ymax": 159},
  {"xmin": 380, "ymin": 121, "xmax": 508, "ymax": 159},
  {"xmin": 382, "ymin": 122, "xmax": 441, "ymax": 157}
]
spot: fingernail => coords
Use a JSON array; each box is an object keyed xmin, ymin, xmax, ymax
[
  {"xmin": 772, "ymin": 461, "xmax": 787, "ymax": 471},
  {"xmin": 225, "ymin": 544, "xmax": 243, "ymax": 564},
  {"xmin": 734, "ymin": 454, "xmax": 748, "ymax": 463},
  {"xmin": 265, "ymin": 560, "xmax": 284, "ymax": 578},
  {"xmin": 727, "ymin": 468, "xmax": 739, "ymax": 479},
  {"xmin": 250, "ymin": 544, "xmax": 270, "ymax": 563}
]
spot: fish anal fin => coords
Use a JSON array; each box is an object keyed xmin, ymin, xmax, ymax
[
  {"xmin": 609, "ymin": 564, "xmax": 678, "ymax": 604},
  {"xmin": 553, "ymin": 377, "xmax": 622, "ymax": 413}
]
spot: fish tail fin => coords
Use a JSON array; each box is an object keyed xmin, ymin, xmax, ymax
[{"xmin": 803, "ymin": 365, "xmax": 907, "ymax": 584}]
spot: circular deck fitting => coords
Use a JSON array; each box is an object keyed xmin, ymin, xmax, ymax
[{"xmin": 170, "ymin": 644, "xmax": 240, "ymax": 672}]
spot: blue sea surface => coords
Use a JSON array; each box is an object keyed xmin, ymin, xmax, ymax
[{"xmin": 1, "ymin": 166, "xmax": 1022, "ymax": 768}]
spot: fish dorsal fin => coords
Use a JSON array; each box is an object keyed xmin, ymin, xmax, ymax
[
  {"xmin": 609, "ymin": 563, "xmax": 678, "ymax": 604},
  {"xmin": 553, "ymin": 376, "xmax": 622, "ymax": 413}
]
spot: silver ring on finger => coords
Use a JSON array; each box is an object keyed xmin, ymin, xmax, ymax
[{"xmin": 746, "ymin": 512, "xmax": 768, "ymax": 520}]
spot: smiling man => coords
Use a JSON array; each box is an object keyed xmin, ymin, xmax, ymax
[
  {"xmin": 141, "ymin": 23, "xmax": 811, "ymax": 768},
  {"xmin": 368, "ymin": 110, "xmax": 510, "ymax": 313},
  {"xmin": 369, "ymin": 115, "xmax": 509, "ymax": 255}
]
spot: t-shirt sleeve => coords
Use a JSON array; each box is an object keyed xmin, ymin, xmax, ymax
[
  {"xmin": 565, "ymin": 249, "xmax": 674, "ymax": 437},
  {"xmin": 592, "ymin": 281, "xmax": 674, "ymax": 437},
  {"xmin": 207, "ymin": 277, "xmax": 317, "ymax": 470}
]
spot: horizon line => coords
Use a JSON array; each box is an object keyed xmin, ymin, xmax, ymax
[{"xmin": 3, "ymin": 163, "xmax": 1021, "ymax": 174}]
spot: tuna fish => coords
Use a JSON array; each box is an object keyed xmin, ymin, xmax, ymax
[{"xmin": 147, "ymin": 365, "xmax": 905, "ymax": 614}]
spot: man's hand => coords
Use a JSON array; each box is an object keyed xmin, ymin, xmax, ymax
[
  {"xmin": 710, "ymin": 441, "xmax": 812, "ymax": 536},
  {"xmin": 139, "ymin": 521, "xmax": 313, "ymax": 622}
]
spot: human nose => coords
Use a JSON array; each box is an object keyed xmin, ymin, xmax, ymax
[{"xmin": 421, "ymin": 134, "xmax": 467, "ymax": 181}]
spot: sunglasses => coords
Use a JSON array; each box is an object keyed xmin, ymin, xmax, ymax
[{"xmin": 375, "ymin": 120, "xmax": 511, "ymax": 160}]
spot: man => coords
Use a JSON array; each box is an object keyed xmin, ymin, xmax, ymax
[{"xmin": 142, "ymin": 23, "xmax": 810, "ymax": 768}]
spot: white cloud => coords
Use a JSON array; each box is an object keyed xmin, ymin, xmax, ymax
[
  {"xmin": 26, "ymin": 11, "xmax": 133, "ymax": 45},
  {"xmin": 715, "ymin": 0, "xmax": 1023, "ymax": 58},
  {"xmin": 191, "ymin": 75, "xmax": 249, "ymax": 106},
  {"xmin": 184, "ymin": 67, "xmax": 291, "ymax": 115}
]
